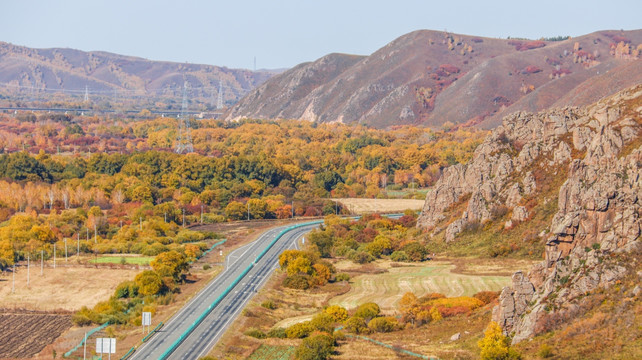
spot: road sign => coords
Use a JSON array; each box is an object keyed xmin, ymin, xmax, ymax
[
  {"xmin": 142, "ymin": 312, "xmax": 152, "ymax": 326},
  {"xmin": 96, "ymin": 338, "xmax": 116, "ymax": 353}
]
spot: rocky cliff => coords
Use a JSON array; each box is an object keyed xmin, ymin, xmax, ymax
[{"xmin": 417, "ymin": 84, "xmax": 642, "ymax": 342}]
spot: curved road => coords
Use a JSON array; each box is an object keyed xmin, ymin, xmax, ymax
[{"xmin": 131, "ymin": 221, "xmax": 320, "ymax": 360}]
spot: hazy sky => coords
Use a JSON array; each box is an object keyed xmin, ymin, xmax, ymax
[{"xmin": 2, "ymin": 0, "xmax": 640, "ymax": 70}]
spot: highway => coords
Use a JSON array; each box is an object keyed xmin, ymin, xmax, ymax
[{"xmin": 130, "ymin": 221, "xmax": 320, "ymax": 360}]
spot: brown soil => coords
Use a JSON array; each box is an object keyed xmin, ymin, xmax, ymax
[{"xmin": 0, "ymin": 310, "xmax": 72, "ymax": 359}]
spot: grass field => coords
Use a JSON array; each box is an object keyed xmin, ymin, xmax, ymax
[
  {"xmin": 336, "ymin": 198, "xmax": 425, "ymax": 214},
  {"xmin": 91, "ymin": 255, "xmax": 154, "ymax": 265},
  {"xmin": 330, "ymin": 261, "xmax": 511, "ymax": 310}
]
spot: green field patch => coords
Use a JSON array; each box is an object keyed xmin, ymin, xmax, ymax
[
  {"xmin": 330, "ymin": 262, "xmax": 510, "ymax": 310},
  {"xmin": 91, "ymin": 255, "xmax": 154, "ymax": 265},
  {"xmin": 247, "ymin": 344, "xmax": 296, "ymax": 360}
]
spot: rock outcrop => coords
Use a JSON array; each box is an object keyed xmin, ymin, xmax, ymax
[{"xmin": 418, "ymin": 84, "xmax": 642, "ymax": 343}]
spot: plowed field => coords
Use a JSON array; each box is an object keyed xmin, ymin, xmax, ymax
[{"xmin": 0, "ymin": 311, "xmax": 72, "ymax": 359}]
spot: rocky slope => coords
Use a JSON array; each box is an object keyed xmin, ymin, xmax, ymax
[
  {"xmin": 417, "ymin": 84, "xmax": 642, "ymax": 342},
  {"xmin": 0, "ymin": 41, "xmax": 277, "ymax": 109},
  {"xmin": 227, "ymin": 29, "xmax": 642, "ymax": 128}
]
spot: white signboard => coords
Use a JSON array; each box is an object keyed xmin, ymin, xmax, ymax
[
  {"xmin": 96, "ymin": 338, "xmax": 116, "ymax": 354},
  {"xmin": 142, "ymin": 312, "xmax": 152, "ymax": 326}
]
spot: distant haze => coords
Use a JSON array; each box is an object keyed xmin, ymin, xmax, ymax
[{"xmin": 1, "ymin": 0, "xmax": 640, "ymax": 69}]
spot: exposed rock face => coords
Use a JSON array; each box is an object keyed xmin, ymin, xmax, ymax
[{"xmin": 418, "ymin": 84, "xmax": 642, "ymax": 343}]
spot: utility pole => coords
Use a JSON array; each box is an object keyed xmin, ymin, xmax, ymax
[
  {"xmin": 27, "ymin": 253, "xmax": 30, "ymax": 287},
  {"xmin": 94, "ymin": 224, "xmax": 97, "ymax": 243},
  {"xmin": 247, "ymin": 202, "xmax": 250, "ymax": 221},
  {"xmin": 54, "ymin": 244, "xmax": 56, "ymax": 269},
  {"xmin": 12, "ymin": 263, "xmax": 15, "ymax": 293},
  {"xmin": 200, "ymin": 205, "xmax": 204, "ymax": 224},
  {"xmin": 77, "ymin": 233, "xmax": 80, "ymax": 257},
  {"xmin": 217, "ymin": 81, "xmax": 224, "ymax": 110},
  {"xmin": 175, "ymin": 82, "xmax": 194, "ymax": 154},
  {"xmin": 41, "ymin": 250, "xmax": 43, "ymax": 276},
  {"xmin": 64, "ymin": 238, "xmax": 68, "ymax": 262},
  {"xmin": 292, "ymin": 201, "xmax": 294, "ymax": 218}
]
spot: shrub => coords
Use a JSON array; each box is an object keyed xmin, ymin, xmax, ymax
[
  {"xmin": 368, "ymin": 317, "xmax": 399, "ymax": 333},
  {"xmin": 202, "ymin": 264, "xmax": 211, "ymax": 270},
  {"xmin": 295, "ymin": 333, "xmax": 334, "ymax": 360},
  {"xmin": 349, "ymin": 251, "xmax": 374, "ymax": 264},
  {"xmin": 244, "ymin": 328, "xmax": 267, "ymax": 339},
  {"xmin": 390, "ymin": 251, "xmax": 409, "ymax": 262},
  {"xmin": 283, "ymin": 274, "xmax": 310, "ymax": 290},
  {"xmin": 334, "ymin": 273, "xmax": 350, "ymax": 282},
  {"xmin": 354, "ymin": 302, "xmax": 380, "ymax": 321},
  {"xmin": 267, "ymin": 327, "xmax": 287, "ymax": 338},
  {"xmin": 135, "ymin": 270, "xmax": 163, "ymax": 296},
  {"xmin": 261, "ymin": 300, "xmax": 277, "ymax": 310},
  {"xmin": 325, "ymin": 305, "xmax": 348, "ymax": 322},
  {"xmin": 402, "ymin": 242, "xmax": 427, "ymax": 261},
  {"xmin": 310, "ymin": 313, "xmax": 335, "ymax": 333},
  {"xmin": 537, "ymin": 344, "xmax": 554, "ymax": 358},
  {"xmin": 344, "ymin": 316, "xmax": 368, "ymax": 334},
  {"xmin": 474, "ymin": 291, "xmax": 499, "ymax": 305},
  {"xmin": 286, "ymin": 321, "xmax": 314, "ymax": 338}
]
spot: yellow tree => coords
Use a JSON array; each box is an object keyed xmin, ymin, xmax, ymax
[{"xmin": 478, "ymin": 322, "xmax": 521, "ymax": 360}]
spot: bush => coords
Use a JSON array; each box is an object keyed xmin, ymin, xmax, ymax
[
  {"xmin": 474, "ymin": 291, "xmax": 499, "ymax": 305},
  {"xmin": 283, "ymin": 274, "xmax": 310, "ymax": 290},
  {"xmin": 349, "ymin": 251, "xmax": 374, "ymax": 264},
  {"xmin": 334, "ymin": 273, "xmax": 350, "ymax": 282},
  {"xmin": 310, "ymin": 313, "xmax": 335, "ymax": 333},
  {"xmin": 295, "ymin": 333, "xmax": 334, "ymax": 360},
  {"xmin": 367, "ymin": 317, "xmax": 399, "ymax": 333},
  {"xmin": 267, "ymin": 327, "xmax": 287, "ymax": 338},
  {"xmin": 324, "ymin": 305, "xmax": 348, "ymax": 322},
  {"xmin": 354, "ymin": 302, "xmax": 380, "ymax": 320},
  {"xmin": 537, "ymin": 344, "xmax": 554, "ymax": 358},
  {"xmin": 261, "ymin": 300, "xmax": 277, "ymax": 310},
  {"xmin": 244, "ymin": 328, "xmax": 267, "ymax": 339},
  {"xmin": 202, "ymin": 264, "xmax": 211, "ymax": 270},
  {"xmin": 286, "ymin": 321, "xmax": 314, "ymax": 338},
  {"xmin": 343, "ymin": 316, "xmax": 368, "ymax": 334},
  {"xmin": 390, "ymin": 251, "xmax": 409, "ymax": 262}
]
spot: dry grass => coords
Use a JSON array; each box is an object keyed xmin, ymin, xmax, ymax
[
  {"xmin": 0, "ymin": 265, "xmax": 140, "ymax": 311},
  {"xmin": 335, "ymin": 198, "xmax": 425, "ymax": 214}
]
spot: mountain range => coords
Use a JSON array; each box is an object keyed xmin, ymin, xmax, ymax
[
  {"xmin": 0, "ymin": 41, "xmax": 278, "ymax": 110},
  {"xmin": 225, "ymin": 29, "xmax": 642, "ymax": 128}
]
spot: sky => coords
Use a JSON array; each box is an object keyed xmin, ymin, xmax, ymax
[{"xmin": 1, "ymin": 0, "xmax": 641, "ymax": 70}]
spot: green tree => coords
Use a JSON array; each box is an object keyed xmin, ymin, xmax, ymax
[{"xmin": 478, "ymin": 322, "xmax": 521, "ymax": 360}]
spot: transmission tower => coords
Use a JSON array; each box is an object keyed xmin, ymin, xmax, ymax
[
  {"xmin": 216, "ymin": 81, "xmax": 224, "ymax": 109},
  {"xmin": 175, "ymin": 82, "xmax": 194, "ymax": 154}
]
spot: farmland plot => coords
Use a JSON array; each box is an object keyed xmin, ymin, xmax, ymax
[{"xmin": 0, "ymin": 311, "xmax": 72, "ymax": 358}]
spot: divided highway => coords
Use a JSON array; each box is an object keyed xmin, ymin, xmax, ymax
[{"xmin": 131, "ymin": 221, "xmax": 321, "ymax": 360}]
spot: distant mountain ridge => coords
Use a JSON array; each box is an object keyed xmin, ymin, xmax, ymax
[
  {"xmin": 0, "ymin": 42, "xmax": 278, "ymax": 109},
  {"xmin": 226, "ymin": 29, "xmax": 642, "ymax": 128}
]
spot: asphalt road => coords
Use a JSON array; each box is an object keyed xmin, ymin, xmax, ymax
[{"xmin": 131, "ymin": 221, "xmax": 320, "ymax": 360}]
